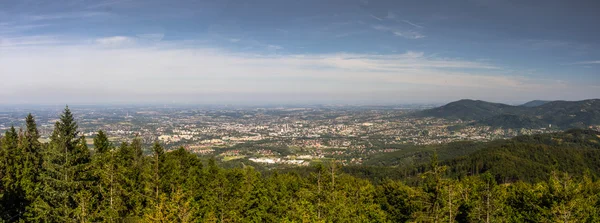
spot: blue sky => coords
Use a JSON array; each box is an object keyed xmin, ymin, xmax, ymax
[{"xmin": 0, "ymin": 0, "xmax": 598, "ymax": 105}]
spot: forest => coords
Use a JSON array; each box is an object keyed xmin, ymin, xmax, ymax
[{"xmin": 1, "ymin": 107, "xmax": 600, "ymax": 222}]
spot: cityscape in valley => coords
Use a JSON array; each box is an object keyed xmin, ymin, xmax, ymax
[
  {"xmin": 2, "ymin": 0, "xmax": 600, "ymax": 222},
  {"xmin": 2, "ymin": 99, "xmax": 598, "ymax": 167}
]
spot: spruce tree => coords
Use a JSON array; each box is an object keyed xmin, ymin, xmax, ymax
[
  {"xmin": 0, "ymin": 126, "xmax": 21, "ymax": 221},
  {"xmin": 123, "ymin": 138, "xmax": 146, "ymax": 218},
  {"xmin": 150, "ymin": 141, "xmax": 164, "ymax": 201},
  {"xmin": 93, "ymin": 130, "xmax": 110, "ymax": 154},
  {"xmin": 19, "ymin": 114, "xmax": 43, "ymax": 200},
  {"xmin": 2, "ymin": 115, "xmax": 45, "ymax": 222},
  {"xmin": 28, "ymin": 106, "xmax": 92, "ymax": 222},
  {"xmin": 91, "ymin": 130, "xmax": 124, "ymax": 221}
]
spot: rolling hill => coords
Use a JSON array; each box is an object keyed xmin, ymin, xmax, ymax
[
  {"xmin": 442, "ymin": 129, "xmax": 600, "ymax": 182},
  {"xmin": 359, "ymin": 129, "xmax": 600, "ymax": 183},
  {"xmin": 417, "ymin": 99, "xmax": 600, "ymax": 129}
]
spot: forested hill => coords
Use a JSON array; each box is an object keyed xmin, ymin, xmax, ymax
[
  {"xmin": 1, "ymin": 108, "xmax": 600, "ymax": 222},
  {"xmin": 443, "ymin": 129, "xmax": 600, "ymax": 182},
  {"xmin": 521, "ymin": 100, "xmax": 550, "ymax": 107},
  {"xmin": 417, "ymin": 99, "xmax": 600, "ymax": 129},
  {"xmin": 418, "ymin": 99, "xmax": 521, "ymax": 120},
  {"xmin": 361, "ymin": 129, "xmax": 600, "ymax": 183}
]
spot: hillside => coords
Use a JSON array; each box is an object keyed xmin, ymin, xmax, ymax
[
  {"xmin": 418, "ymin": 99, "xmax": 600, "ymax": 129},
  {"xmin": 361, "ymin": 129, "xmax": 600, "ymax": 183},
  {"xmin": 476, "ymin": 114, "xmax": 547, "ymax": 129},
  {"xmin": 521, "ymin": 100, "xmax": 550, "ymax": 107},
  {"xmin": 443, "ymin": 129, "xmax": 600, "ymax": 182},
  {"xmin": 417, "ymin": 99, "xmax": 523, "ymax": 120}
]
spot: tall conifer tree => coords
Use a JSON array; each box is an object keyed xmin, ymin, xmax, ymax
[
  {"xmin": 0, "ymin": 126, "xmax": 21, "ymax": 221},
  {"xmin": 29, "ymin": 106, "xmax": 92, "ymax": 222}
]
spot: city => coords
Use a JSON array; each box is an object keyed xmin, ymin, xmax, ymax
[{"xmin": 1, "ymin": 104, "xmax": 577, "ymax": 166}]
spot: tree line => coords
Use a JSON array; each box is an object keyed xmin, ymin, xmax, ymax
[{"xmin": 1, "ymin": 107, "xmax": 600, "ymax": 222}]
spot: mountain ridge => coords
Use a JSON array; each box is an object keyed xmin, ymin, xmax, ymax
[
  {"xmin": 417, "ymin": 99, "xmax": 600, "ymax": 129},
  {"xmin": 521, "ymin": 100, "xmax": 550, "ymax": 107}
]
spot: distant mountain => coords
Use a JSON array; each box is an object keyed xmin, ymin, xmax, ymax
[
  {"xmin": 417, "ymin": 99, "xmax": 524, "ymax": 120},
  {"xmin": 521, "ymin": 100, "xmax": 550, "ymax": 107},
  {"xmin": 417, "ymin": 99, "xmax": 600, "ymax": 129}
]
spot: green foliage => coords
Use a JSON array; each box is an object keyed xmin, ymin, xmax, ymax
[
  {"xmin": 419, "ymin": 99, "xmax": 600, "ymax": 129},
  {"xmin": 2, "ymin": 111, "xmax": 600, "ymax": 222},
  {"xmin": 28, "ymin": 106, "xmax": 93, "ymax": 222},
  {"xmin": 360, "ymin": 129, "xmax": 600, "ymax": 184}
]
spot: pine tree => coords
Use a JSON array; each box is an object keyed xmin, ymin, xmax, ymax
[
  {"xmin": 19, "ymin": 114, "xmax": 43, "ymax": 202},
  {"xmin": 123, "ymin": 138, "xmax": 146, "ymax": 218},
  {"xmin": 91, "ymin": 131, "xmax": 123, "ymax": 222},
  {"xmin": 151, "ymin": 141, "xmax": 164, "ymax": 202},
  {"xmin": 2, "ymin": 115, "xmax": 45, "ymax": 222},
  {"xmin": 0, "ymin": 126, "xmax": 21, "ymax": 221},
  {"xmin": 415, "ymin": 152, "xmax": 452, "ymax": 223},
  {"xmin": 28, "ymin": 106, "xmax": 92, "ymax": 222},
  {"xmin": 93, "ymin": 130, "xmax": 110, "ymax": 154}
]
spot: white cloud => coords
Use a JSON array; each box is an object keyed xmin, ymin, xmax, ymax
[
  {"xmin": 95, "ymin": 36, "xmax": 134, "ymax": 46},
  {"xmin": 0, "ymin": 43, "xmax": 588, "ymax": 104}
]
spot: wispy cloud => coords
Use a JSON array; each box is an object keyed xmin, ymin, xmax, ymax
[
  {"xmin": 267, "ymin": 45, "xmax": 283, "ymax": 50},
  {"xmin": 570, "ymin": 60, "xmax": 600, "ymax": 65},
  {"xmin": 86, "ymin": 0, "xmax": 132, "ymax": 9},
  {"xmin": 24, "ymin": 11, "xmax": 109, "ymax": 21},
  {"xmin": 0, "ymin": 23, "xmax": 50, "ymax": 34},
  {"xmin": 0, "ymin": 35, "xmax": 60, "ymax": 47},
  {"xmin": 95, "ymin": 36, "xmax": 134, "ymax": 46},
  {"xmin": 334, "ymin": 30, "xmax": 366, "ymax": 38},
  {"xmin": 0, "ymin": 43, "xmax": 589, "ymax": 103},
  {"xmin": 372, "ymin": 25, "xmax": 425, "ymax": 39},
  {"xmin": 402, "ymin": 20, "xmax": 423, "ymax": 29},
  {"xmin": 369, "ymin": 14, "xmax": 383, "ymax": 21}
]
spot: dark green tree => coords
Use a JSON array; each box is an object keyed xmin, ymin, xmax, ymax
[
  {"xmin": 0, "ymin": 126, "xmax": 20, "ymax": 221},
  {"xmin": 93, "ymin": 130, "xmax": 110, "ymax": 154},
  {"xmin": 376, "ymin": 180, "xmax": 420, "ymax": 222},
  {"xmin": 121, "ymin": 138, "xmax": 147, "ymax": 219},
  {"xmin": 91, "ymin": 131, "xmax": 124, "ymax": 222},
  {"xmin": 28, "ymin": 106, "xmax": 92, "ymax": 222},
  {"xmin": 19, "ymin": 114, "xmax": 43, "ymax": 199}
]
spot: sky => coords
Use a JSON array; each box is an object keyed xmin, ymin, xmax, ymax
[{"xmin": 0, "ymin": 0, "xmax": 599, "ymax": 105}]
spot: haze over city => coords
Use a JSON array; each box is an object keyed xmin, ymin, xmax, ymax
[{"xmin": 1, "ymin": 0, "xmax": 599, "ymax": 105}]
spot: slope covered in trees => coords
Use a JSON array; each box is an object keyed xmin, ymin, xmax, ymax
[
  {"xmin": 1, "ymin": 107, "xmax": 600, "ymax": 222},
  {"xmin": 361, "ymin": 129, "xmax": 600, "ymax": 183},
  {"xmin": 417, "ymin": 99, "xmax": 600, "ymax": 129}
]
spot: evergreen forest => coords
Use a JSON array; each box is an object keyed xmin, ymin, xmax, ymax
[{"xmin": 2, "ymin": 107, "xmax": 600, "ymax": 222}]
